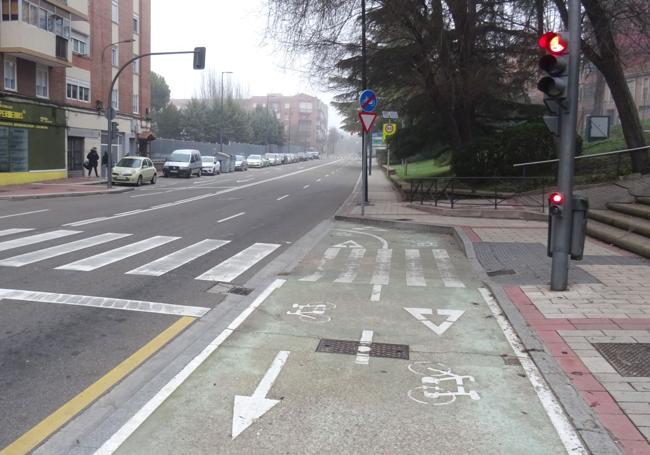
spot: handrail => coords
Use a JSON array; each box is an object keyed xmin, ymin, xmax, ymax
[{"xmin": 513, "ymin": 144, "xmax": 650, "ymax": 168}]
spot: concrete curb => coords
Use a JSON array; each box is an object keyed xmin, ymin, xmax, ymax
[
  {"xmin": 0, "ymin": 187, "xmax": 133, "ymax": 200},
  {"xmin": 333, "ymin": 213, "xmax": 622, "ymax": 455}
]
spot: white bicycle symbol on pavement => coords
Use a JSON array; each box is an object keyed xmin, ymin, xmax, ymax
[
  {"xmin": 286, "ymin": 302, "xmax": 336, "ymax": 323},
  {"xmin": 407, "ymin": 362, "xmax": 480, "ymax": 406}
]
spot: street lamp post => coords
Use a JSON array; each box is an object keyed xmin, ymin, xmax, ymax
[{"xmin": 220, "ymin": 71, "xmax": 233, "ymax": 156}]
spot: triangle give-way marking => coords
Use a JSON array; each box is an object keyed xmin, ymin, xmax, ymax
[{"xmin": 403, "ymin": 308, "xmax": 465, "ymax": 336}]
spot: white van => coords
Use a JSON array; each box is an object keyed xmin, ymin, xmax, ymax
[{"xmin": 163, "ymin": 149, "xmax": 202, "ymax": 178}]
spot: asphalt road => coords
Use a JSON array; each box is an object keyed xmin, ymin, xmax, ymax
[{"xmin": 0, "ymin": 157, "xmax": 357, "ymax": 451}]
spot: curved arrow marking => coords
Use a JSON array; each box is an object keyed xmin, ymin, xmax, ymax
[{"xmin": 232, "ymin": 351, "xmax": 290, "ymax": 439}]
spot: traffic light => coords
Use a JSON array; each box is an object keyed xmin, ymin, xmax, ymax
[
  {"xmin": 549, "ymin": 191, "xmax": 565, "ymax": 216},
  {"xmin": 193, "ymin": 47, "xmax": 206, "ymax": 70},
  {"xmin": 538, "ymin": 32, "xmax": 569, "ymax": 136}
]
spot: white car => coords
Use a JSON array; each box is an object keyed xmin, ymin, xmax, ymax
[
  {"xmin": 247, "ymin": 154, "xmax": 263, "ymax": 168},
  {"xmin": 201, "ymin": 156, "xmax": 221, "ymax": 175}
]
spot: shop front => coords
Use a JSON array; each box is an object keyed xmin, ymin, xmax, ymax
[{"xmin": 0, "ymin": 99, "xmax": 66, "ymax": 185}]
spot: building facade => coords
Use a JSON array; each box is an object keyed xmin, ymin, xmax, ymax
[
  {"xmin": 243, "ymin": 93, "xmax": 328, "ymax": 152},
  {"xmin": 0, "ymin": 0, "xmax": 152, "ymax": 185}
]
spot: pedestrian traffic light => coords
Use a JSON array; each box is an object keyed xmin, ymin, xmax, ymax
[
  {"xmin": 549, "ymin": 191, "xmax": 565, "ymax": 216},
  {"xmin": 193, "ymin": 47, "xmax": 206, "ymax": 70}
]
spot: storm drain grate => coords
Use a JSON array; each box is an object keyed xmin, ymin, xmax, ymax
[
  {"xmin": 487, "ymin": 269, "xmax": 516, "ymax": 277},
  {"xmin": 228, "ymin": 286, "xmax": 253, "ymax": 296},
  {"xmin": 593, "ymin": 343, "xmax": 650, "ymax": 377},
  {"xmin": 316, "ymin": 339, "xmax": 409, "ymax": 360},
  {"xmin": 502, "ymin": 355, "xmax": 521, "ymax": 366}
]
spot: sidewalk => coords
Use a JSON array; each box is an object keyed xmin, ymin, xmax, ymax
[
  {"xmin": 336, "ymin": 165, "xmax": 650, "ymax": 454},
  {"xmin": 0, "ymin": 177, "xmax": 131, "ymax": 200}
]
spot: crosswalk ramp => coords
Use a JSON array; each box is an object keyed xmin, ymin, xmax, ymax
[
  {"xmin": 0, "ymin": 228, "xmax": 281, "ymax": 284},
  {"xmin": 298, "ymin": 246, "xmax": 466, "ymax": 288}
]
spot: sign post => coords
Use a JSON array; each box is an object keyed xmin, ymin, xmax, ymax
[{"xmin": 359, "ymin": 90, "xmax": 378, "ymax": 205}]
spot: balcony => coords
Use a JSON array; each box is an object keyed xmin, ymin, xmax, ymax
[{"xmin": 0, "ymin": 21, "xmax": 71, "ymax": 67}]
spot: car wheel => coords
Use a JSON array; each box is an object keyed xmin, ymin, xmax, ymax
[
  {"xmin": 197, "ymin": 169, "xmax": 201, "ymax": 177},
  {"xmin": 136, "ymin": 175, "xmax": 142, "ymax": 186},
  {"xmin": 151, "ymin": 173, "xmax": 157, "ymax": 184}
]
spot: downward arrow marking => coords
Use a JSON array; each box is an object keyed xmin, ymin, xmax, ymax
[
  {"xmin": 404, "ymin": 308, "xmax": 465, "ymax": 336},
  {"xmin": 232, "ymin": 350, "xmax": 290, "ymax": 439}
]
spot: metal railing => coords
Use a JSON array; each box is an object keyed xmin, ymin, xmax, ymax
[{"xmin": 407, "ymin": 177, "xmax": 552, "ymax": 211}]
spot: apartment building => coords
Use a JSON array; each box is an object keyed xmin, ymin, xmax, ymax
[
  {"xmin": 0, "ymin": 0, "xmax": 152, "ymax": 184},
  {"xmin": 243, "ymin": 93, "xmax": 328, "ymax": 152}
]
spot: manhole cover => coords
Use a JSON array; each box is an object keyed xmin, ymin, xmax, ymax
[
  {"xmin": 502, "ymin": 355, "xmax": 521, "ymax": 366},
  {"xmin": 229, "ymin": 286, "xmax": 253, "ymax": 296},
  {"xmin": 593, "ymin": 343, "xmax": 650, "ymax": 377},
  {"xmin": 487, "ymin": 269, "xmax": 516, "ymax": 277},
  {"xmin": 316, "ymin": 339, "xmax": 409, "ymax": 360}
]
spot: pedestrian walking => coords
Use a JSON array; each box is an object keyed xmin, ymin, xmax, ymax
[
  {"xmin": 101, "ymin": 150, "xmax": 109, "ymax": 177},
  {"xmin": 86, "ymin": 147, "xmax": 99, "ymax": 177}
]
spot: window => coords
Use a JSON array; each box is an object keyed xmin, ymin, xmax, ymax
[
  {"xmin": 111, "ymin": 46, "xmax": 118, "ymax": 67},
  {"xmin": 55, "ymin": 35, "xmax": 67, "ymax": 59},
  {"xmin": 112, "ymin": 88, "xmax": 118, "ymax": 110},
  {"xmin": 36, "ymin": 65, "xmax": 48, "ymax": 98},
  {"xmin": 66, "ymin": 79, "xmax": 90, "ymax": 102},
  {"xmin": 2, "ymin": 0, "xmax": 18, "ymax": 20},
  {"xmin": 71, "ymin": 31, "xmax": 89, "ymax": 56},
  {"xmin": 132, "ymin": 94, "xmax": 139, "ymax": 114},
  {"xmin": 132, "ymin": 15, "xmax": 139, "ymax": 33},
  {"xmin": 111, "ymin": 0, "xmax": 118, "ymax": 23},
  {"xmin": 299, "ymin": 101, "xmax": 313, "ymax": 113},
  {"xmin": 4, "ymin": 57, "xmax": 16, "ymax": 91},
  {"xmin": 284, "ymin": 103, "xmax": 290, "ymax": 109},
  {"xmin": 133, "ymin": 56, "xmax": 139, "ymax": 74},
  {"xmin": 0, "ymin": 127, "xmax": 29, "ymax": 172},
  {"xmin": 644, "ymin": 78, "xmax": 650, "ymax": 106}
]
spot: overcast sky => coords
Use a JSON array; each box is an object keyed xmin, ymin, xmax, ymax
[{"xmin": 150, "ymin": 0, "xmax": 342, "ymax": 128}]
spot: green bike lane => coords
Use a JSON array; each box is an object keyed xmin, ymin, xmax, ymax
[{"xmin": 100, "ymin": 223, "xmax": 585, "ymax": 454}]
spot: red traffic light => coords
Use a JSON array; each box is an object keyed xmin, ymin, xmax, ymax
[
  {"xmin": 549, "ymin": 192, "xmax": 564, "ymax": 205},
  {"xmin": 538, "ymin": 32, "xmax": 568, "ymax": 56}
]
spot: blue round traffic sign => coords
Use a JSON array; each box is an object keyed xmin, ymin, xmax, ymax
[{"xmin": 359, "ymin": 89, "xmax": 377, "ymax": 112}]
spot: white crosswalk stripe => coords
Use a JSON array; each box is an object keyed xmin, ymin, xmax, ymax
[
  {"xmin": 0, "ymin": 230, "xmax": 80, "ymax": 253},
  {"xmin": 334, "ymin": 248, "xmax": 366, "ymax": 283},
  {"xmin": 56, "ymin": 236, "xmax": 179, "ymax": 271},
  {"xmin": 126, "ymin": 239, "xmax": 230, "ymax": 276},
  {"xmin": 405, "ymin": 249, "xmax": 426, "ymax": 287},
  {"xmin": 432, "ymin": 249, "xmax": 465, "ymax": 288},
  {"xmin": 300, "ymin": 247, "xmax": 341, "ymax": 282},
  {"xmin": 0, "ymin": 228, "xmax": 34, "ymax": 237},
  {"xmin": 196, "ymin": 243, "xmax": 281, "ymax": 282},
  {"xmin": 370, "ymin": 248, "xmax": 392, "ymax": 285},
  {"xmin": 0, "ymin": 233, "xmax": 132, "ymax": 267}
]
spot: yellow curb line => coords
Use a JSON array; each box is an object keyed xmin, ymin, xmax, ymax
[{"xmin": 0, "ymin": 316, "xmax": 195, "ymax": 455}]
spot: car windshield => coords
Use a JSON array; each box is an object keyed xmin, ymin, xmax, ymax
[
  {"xmin": 116, "ymin": 158, "xmax": 142, "ymax": 168},
  {"xmin": 249, "ymin": 155, "xmax": 261, "ymax": 160},
  {"xmin": 169, "ymin": 151, "xmax": 191, "ymax": 162},
  {"xmin": 235, "ymin": 155, "xmax": 244, "ymax": 161},
  {"xmin": 202, "ymin": 157, "xmax": 214, "ymax": 163}
]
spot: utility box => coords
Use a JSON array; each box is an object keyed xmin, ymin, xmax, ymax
[{"xmin": 570, "ymin": 196, "xmax": 589, "ymax": 260}]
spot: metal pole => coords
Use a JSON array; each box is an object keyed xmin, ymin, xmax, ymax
[
  {"xmin": 368, "ymin": 133, "xmax": 372, "ymax": 176},
  {"xmin": 550, "ymin": 0, "xmax": 580, "ymax": 291},
  {"xmin": 220, "ymin": 71, "xmax": 232, "ymax": 156},
  {"xmin": 361, "ymin": 0, "xmax": 368, "ymax": 204}
]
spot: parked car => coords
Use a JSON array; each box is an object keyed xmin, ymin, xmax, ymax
[
  {"xmin": 247, "ymin": 154, "xmax": 263, "ymax": 168},
  {"xmin": 234, "ymin": 155, "xmax": 248, "ymax": 171},
  {"xmin": 163, "ymin": 149, "xmax": 202, "ymax": 178},
  {"xmin": 201, "ymin": 156, "xmax": 221, "ymax": 175},
  {"xmin": 111, "ymin": 157, "xmax": 157, "ymax": 186},
  {"xmin": 262, "ymin": 154, "xmax": 271, "ymax": 167}
]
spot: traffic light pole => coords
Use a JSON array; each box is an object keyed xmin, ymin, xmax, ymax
[
  {"xmin": 360, "ymin": 0, "xmax": 369, "ymax": 205},
  {"xmin": 106, "ymin": 50, "xmax": 201, "ymax": 189},
  {"xmin": 550, "ymin": 0, "xmax": 581, "ymax": 291}
]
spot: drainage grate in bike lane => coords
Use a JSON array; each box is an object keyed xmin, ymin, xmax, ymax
[{"xmin": 316, "ymin": 339, "xmax": 409, "ymax": 360}]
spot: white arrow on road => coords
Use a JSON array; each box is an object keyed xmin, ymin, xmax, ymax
[
  {"xmin": 332, "ymin": 240, "xmax": 364, "ymax": 248},
  {"xmin": 404, "ymin": 308, "xmax": 465, "ymax": 336},
  {"xmin": 232, "ymin": 350, "xmax": 290, "ymax": 439}
]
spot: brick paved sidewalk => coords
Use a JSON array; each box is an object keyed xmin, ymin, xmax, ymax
[
  {"xmin": 0, "ymin": 177, "xmax": 131, "ymax": 199},
  {"xmin": 343, "ymin": 162, "xmax": 650, "ymax": 454}
]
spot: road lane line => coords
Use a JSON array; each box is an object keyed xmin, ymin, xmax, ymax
[
  {"xmin": 355, "ymin": 330, "xmax": 374, "ymax": 365},
  {"xmin": 1, "ymin": 316, "xmax": 195, "ymax": 455},
  {"xmin": 0, "ymin": 209, "xmax": 49, "ymax": 219},
  {"xmin": 0, "ymin": 288, "xmax": 209, "ymax": 317},
  {"xmin": 370, "ymin": 284, "xmax": 382, "ymax": 302},
  {"xmin": 303, "ymin": 185, "xmax": 310, "ymax": 189},
  {"xmin": 63, "ymin": 160, "xmax": 343, "ymax": 227},
  {"xmin": 94, "ymin": 279, "xmax": 286, "ymax": 454},
  {"xmin": 405, "ymin": 249, "xmax": 426, "ymax": 287},
  {"xmin": 432, "ymin": 249, "xmax": 465, "ymax": 288},
  {"xmin": 0, "ymin": 233, "xmax": 132, "ymax": 267},
  {"xmin": 370, "ymin": 249, "xmax": 392, "ymax": 285},
  {"xmin": 300, "ymin": 247, "xmax": 341, "ymax": 282},
  {"xmin": 130, "ymin": 192, "xmax": 165, "ymax": 198},
  {"xmin": 334, "ymin": 248, "xmax": 366, "ymax": 283},
  {"xmin": 217, "ymin": 212, "xmax": 245, "ymax": 224},
  {"xmin": 196, "ymin": 243, "xmax": 281, "ymax": 282},
  {"xmin": 126, "ymin": 239, "xmax": 230, "ymax": 276},
  {"xmin": 316, "ymin": 178, "xmax": 321, "ymax": 182},
  {"xmin": 479, "ymin": 288, "xmax": 587, "ymax": 454},
  {"xmin": 0, "ymin": 228, "xmax": 34, "ymax": 237},
  {"xmin": 236, "ymin": 178, "xmax": 254, "ymax": 183},
  {"xmin": 0, "ymin": 230, "xmax": 80, "ymax": 253},
  {"xmin": 56, "ymin": 236, "xmax": 179, "ymax": 271},
  {"xmin": 277, "ymin": 194, "xmax": 289, "ymax": 200}
]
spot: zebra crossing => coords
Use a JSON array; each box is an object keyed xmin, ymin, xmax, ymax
[
  {"xmin": 299, "ymin": 246, "xmax": 466, "ymax": 288},
  {"xmin": 0, "ymin": 228, "xmax": 281, "ymax": 283}
]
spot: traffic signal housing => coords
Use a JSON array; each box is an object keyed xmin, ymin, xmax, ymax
[
  {"xmin": 193, "ymin": 47, "xmax": 206, "ymax": 70},
  {"xmin": 538, "ymin": 32, "xmax": 570, "ymax": 136},
  {"xmin": 549, "ymin": 191, "xmax": 565, "ymax": 216}
]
